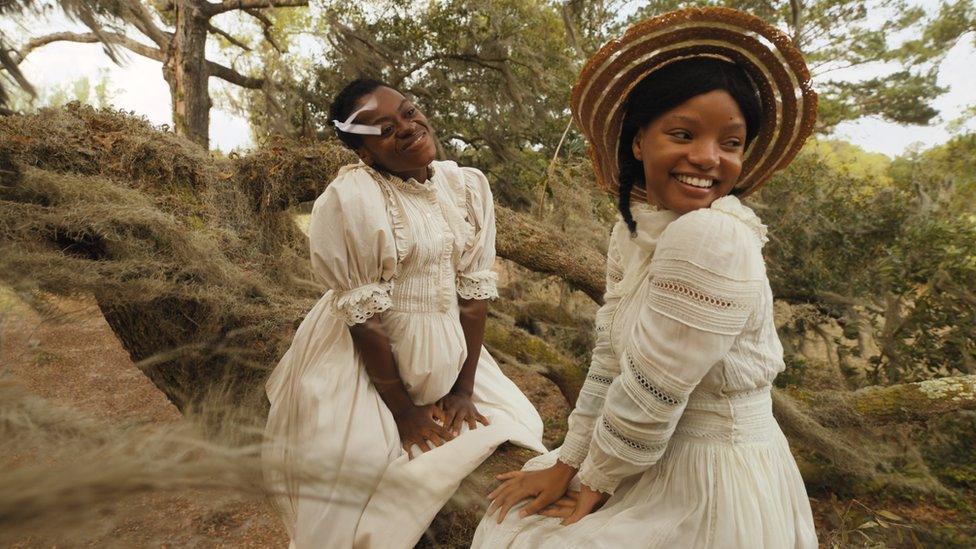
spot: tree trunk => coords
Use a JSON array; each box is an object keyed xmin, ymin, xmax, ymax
[{"xmin": 163, "ymin": 0, "xmax": 211, "ymax": 149}]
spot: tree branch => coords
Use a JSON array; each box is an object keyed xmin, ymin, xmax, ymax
[
  {"xmin": 15, "ymin": 31, "xmax": 165, "ymax": 65},
  {"xmin": 203, "ymin": 0, "xmax": 307, "ymax": 16},
  {"xmin": 122, "ymin": 0, "xmax": 171, "ymax": 49},
  {"xmin": 207, "ymin": 23, "xmax": 251, "ymax": 51},
  {"xmin": 243, "ymin": 8, "xmax": 284, "ymax": 53},
  {"xmin": 15, "ymin": 30, "xmax": 263, "ymax": 90},
  {"xmin": 494, "ymin": 205, "xmax": 606, "ymax": 304},
  {"xmin": 206, "ymin": 61, "xmax": 263, "ymax": 89},
  {"xmin": 786, "ymin": 374, "xmax": 976, "ymax": 426}
]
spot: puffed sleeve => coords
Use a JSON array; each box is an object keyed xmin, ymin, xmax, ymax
[
  {"xmin": 455, "ymin": 166, "xmax": 499, "ymax": 300},
  {"xmin": 308, "ymin": 175, "xmax": 398, "ymax": 326},
  {"xmin": 577, "ymin": 208, "xmax": 766, "ymax": 495},
  {"xmin": 558, "ymin": 223, "xmax": 627, "ymax": 468}
]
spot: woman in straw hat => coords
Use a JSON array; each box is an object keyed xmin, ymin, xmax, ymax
[
  {"xmin": 475, "ymin": 8, "xmax": 818, "ymax": 548},
  {"xmin": 263, "ymin": 79, "xmax": 545, "ymax": 548}
]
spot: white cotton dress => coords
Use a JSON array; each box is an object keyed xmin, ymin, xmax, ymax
[
  {"xmin": 472, "ymin": 197, "xmax": 818, "ymax": 548},
  {"xmin": 264, "ymin": 160, "xmax": 545, "ymax": 549}
]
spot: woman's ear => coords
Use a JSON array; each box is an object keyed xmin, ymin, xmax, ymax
[
  {"xmin": 631, "ymin": 130, "xmax": 643, "ymax": 161},
  {"xmin": 356, "ymin": 147, "xmax": 373, "ymax": 166}
]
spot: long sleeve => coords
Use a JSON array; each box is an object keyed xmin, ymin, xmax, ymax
[
  {"xmin": 558, "ymin": 223, "xmax": 627, "ymax": 468},
  {"xmin": 308, "ymin": 172, "xmax": 398, "ymax": 326},
  {"xmin": 577, "ymin": 208, "xmax": 766, "ymax": 494},
  {"xmin": 455, "ymin": 167, "xmax": 499, "ymax": 301}
]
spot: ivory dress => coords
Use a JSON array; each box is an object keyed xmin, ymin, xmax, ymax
[
  {"xmin": 473, "ymin": 197, "xmax": 818, "ymax": 548},
  {"xmin": 264, "ymin": 160, "xmax": 545, "ymax": 549}
]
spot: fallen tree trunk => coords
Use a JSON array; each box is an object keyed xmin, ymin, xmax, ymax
[
  {"xmin": 786, "ymin": 374, "xmax": 976, "ymax": 427},
  {"xmin": 494, "ymin": 206, "xmax": 606, "ymax": 304}
]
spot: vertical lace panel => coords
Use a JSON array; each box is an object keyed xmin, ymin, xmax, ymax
[{"xmin": 647, "ymin": 258, "xmax": 762, "ymax": 335}]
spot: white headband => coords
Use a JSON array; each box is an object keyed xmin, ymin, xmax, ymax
[{"xmin": 332, "ymin": 96, "xmax": 381, "ymax": 135}]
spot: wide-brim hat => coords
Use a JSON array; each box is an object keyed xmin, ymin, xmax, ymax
[{"xmin": 571, "ymin": 7, "xmax": 817, "ymax": 200}]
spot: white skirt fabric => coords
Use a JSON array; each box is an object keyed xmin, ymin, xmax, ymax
[
  {"xmin": 265, "ymin": 292, "xmax": 546, "ymax": 549},
  {"xmin": 472, "ymin": 390, "xmax": 817, "ymax": 548}
]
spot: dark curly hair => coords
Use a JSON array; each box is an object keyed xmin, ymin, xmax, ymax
[
  {"xmin": 617, "ymin": 58, "xmax": 762, "ymax": 234},
  {"xmin": 329, "ymin": 78, "xmax": 390, "ymax": 151}
]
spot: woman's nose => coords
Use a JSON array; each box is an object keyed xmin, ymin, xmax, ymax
[
  {"xmin": 395, "ymin": 117, "xmax": 418, "ymax": 137},
  {"xmin": 687, "ymin": 140, "xmax": 720, "ymax": 170}
]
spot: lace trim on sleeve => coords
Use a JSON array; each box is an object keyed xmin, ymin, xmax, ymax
[
  {"xmin": 558, "ymin": 434, "xmax": 589, "ymax": 469},
  {"xmin": 591, "ymin": 411, "xmax": 667, "ymax": 468},
  {"xmin": 332, "ymin": 281, "xmax": 393, "ymax": 326},
  {"xmin": 647, "ymin": 258, "xmax": 762, "ymax": 335},
  {"xmin": 456, "ymin": 269, "xmax": 499, "ymax": 300},
  {"xmin": 578, "ymin": 459, "xmax": 619, "ymax": 496}
]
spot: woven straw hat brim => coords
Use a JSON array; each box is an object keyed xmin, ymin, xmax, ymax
[{"xmin": 571, "ymin": 7, "xmax": 818, "ymax": 201}]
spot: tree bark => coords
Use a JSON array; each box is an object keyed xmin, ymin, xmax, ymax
[
  {"xmin": 494, "ymin": 205, "xmax": 606, "ymax": 304},
  {"xmin": 163, "ymin": 0, "xmax": 211, "ymax": 149}
]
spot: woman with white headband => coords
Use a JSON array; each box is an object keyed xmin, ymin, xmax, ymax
[{"xmin": 263, "ymin": 78, "xmax": 545, "ymax": 548}]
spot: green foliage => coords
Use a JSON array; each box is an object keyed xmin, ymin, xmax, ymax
[
  {"xmin": 300, "ymin": 0, "xmax": 584, "ymax": 208},
  {"xmin": 759, "ymin": 135, "xmax": 976, "ymax": 383}
]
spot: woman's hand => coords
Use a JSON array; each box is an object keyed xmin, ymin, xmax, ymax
[
  {"xmin": 393, "ymin": 403, "xmax": 455, "ymax": 455},
  {"xmin": 437, "ymin": 391, "xmax": 489, "ymax": 435},
  {"xmin": 486, "ymin": 460, "xmax": 577, "ymax": 523},
  {"xmin": 558, "ymin": 484, "xmax": 610, "ymax": 525}
]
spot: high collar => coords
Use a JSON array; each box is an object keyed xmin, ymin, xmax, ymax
[
  {"xmin": 709, "ymin": 195, "xmax": 769, "ymax": 244},
  {"xmin": 629, "ymin": 202, "xmax": 681, "ymax": 252},
  {"xmin": 363, "ymin": 163, "xmax": 437, "ymax": 195}
]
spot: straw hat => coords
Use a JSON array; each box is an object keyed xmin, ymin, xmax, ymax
[{"xmin": 571, "ymin": 7, "xmax": 817, "ymax": 200}]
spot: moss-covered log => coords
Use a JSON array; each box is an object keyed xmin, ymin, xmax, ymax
[
  {"xmin": 787, "ymin": 375, "xmax": 976, "ymax": 427},
  {"xmin": 494, "ymin": 206, "xmax": 606, "ymax": 304},
  {"xmin": 485, "ymin": 316, "xmax": 586, "ymax": 406}
]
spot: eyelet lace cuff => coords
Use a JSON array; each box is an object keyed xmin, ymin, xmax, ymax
[
  {"xmin": 333, "ymin": 281, "xmax": 393, "ymax": 326},
  {"xmin": 558, "ymin": 431, "xmax": 590, "ymax": 469},
  {"xmin": 457, "ymin": 270, "xmax": 499, "ymax": 300},
  {"xmin": 578, "ymin": 458, "xmax": 619, "ymax": 496}
]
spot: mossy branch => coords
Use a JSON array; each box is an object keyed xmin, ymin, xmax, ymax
[{"xmin": 787, "ymin": 374, "xmax": 976, "ymax": 427}]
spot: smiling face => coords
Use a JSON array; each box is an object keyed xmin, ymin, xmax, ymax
[
  {"xmin": 352, "ymin": 86, "xmax": 437, "ymax": 181},
  {"xmin": 631, "ymin": 89, "xmax": 747, "ymax": 214}
]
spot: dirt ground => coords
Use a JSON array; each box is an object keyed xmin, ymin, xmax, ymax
[{"xmin": 1, "ymin": 292, "xmax": 290, "ymax": 548}]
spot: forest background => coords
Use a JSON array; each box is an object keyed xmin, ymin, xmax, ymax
[{"xmin": 1, "ymin": 0, "xmax": 975, "ymax": 547}]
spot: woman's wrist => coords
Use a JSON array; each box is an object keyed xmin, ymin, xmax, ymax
[
  {"xmin": 372, "ymin": 380, "xmax": 416, "ymax": 418},
  {"xmin": 552, "ymin": 459, "xmax": 579, "ymax": 479}
]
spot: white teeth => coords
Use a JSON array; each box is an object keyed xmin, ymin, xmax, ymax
[{"xmin": 674, "ymin": 174, "xmax": 715, "ymax": 188}]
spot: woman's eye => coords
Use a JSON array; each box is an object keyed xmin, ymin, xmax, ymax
[
  {"xmin": 724, "ymin": 138, "xmax": 743, "ymax": 148},
  {"xmin": 670, "ymin": 130, "xmax": 692, "ymax": 140}
]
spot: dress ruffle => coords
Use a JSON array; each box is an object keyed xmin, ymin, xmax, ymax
[
  {"xmin": 457, "ymin": 270, "xmax": 499, "ymax": 300},
  {"xmin": 332, "ymin": 281, "xmax": 393, "ymax": 325}
]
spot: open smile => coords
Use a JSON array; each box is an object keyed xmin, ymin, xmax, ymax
[
  {"xmin": 672, "ymin": 173, "xmax": 718, "ymax": 189},
  {"xmin": 400, "ymin": 129, "xmax": 428, "ymax": 153}
]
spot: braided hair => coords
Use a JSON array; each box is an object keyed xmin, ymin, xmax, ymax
[{"xmin": 616, "ymin": 58, "xmax": 762, "ymax": 234}]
